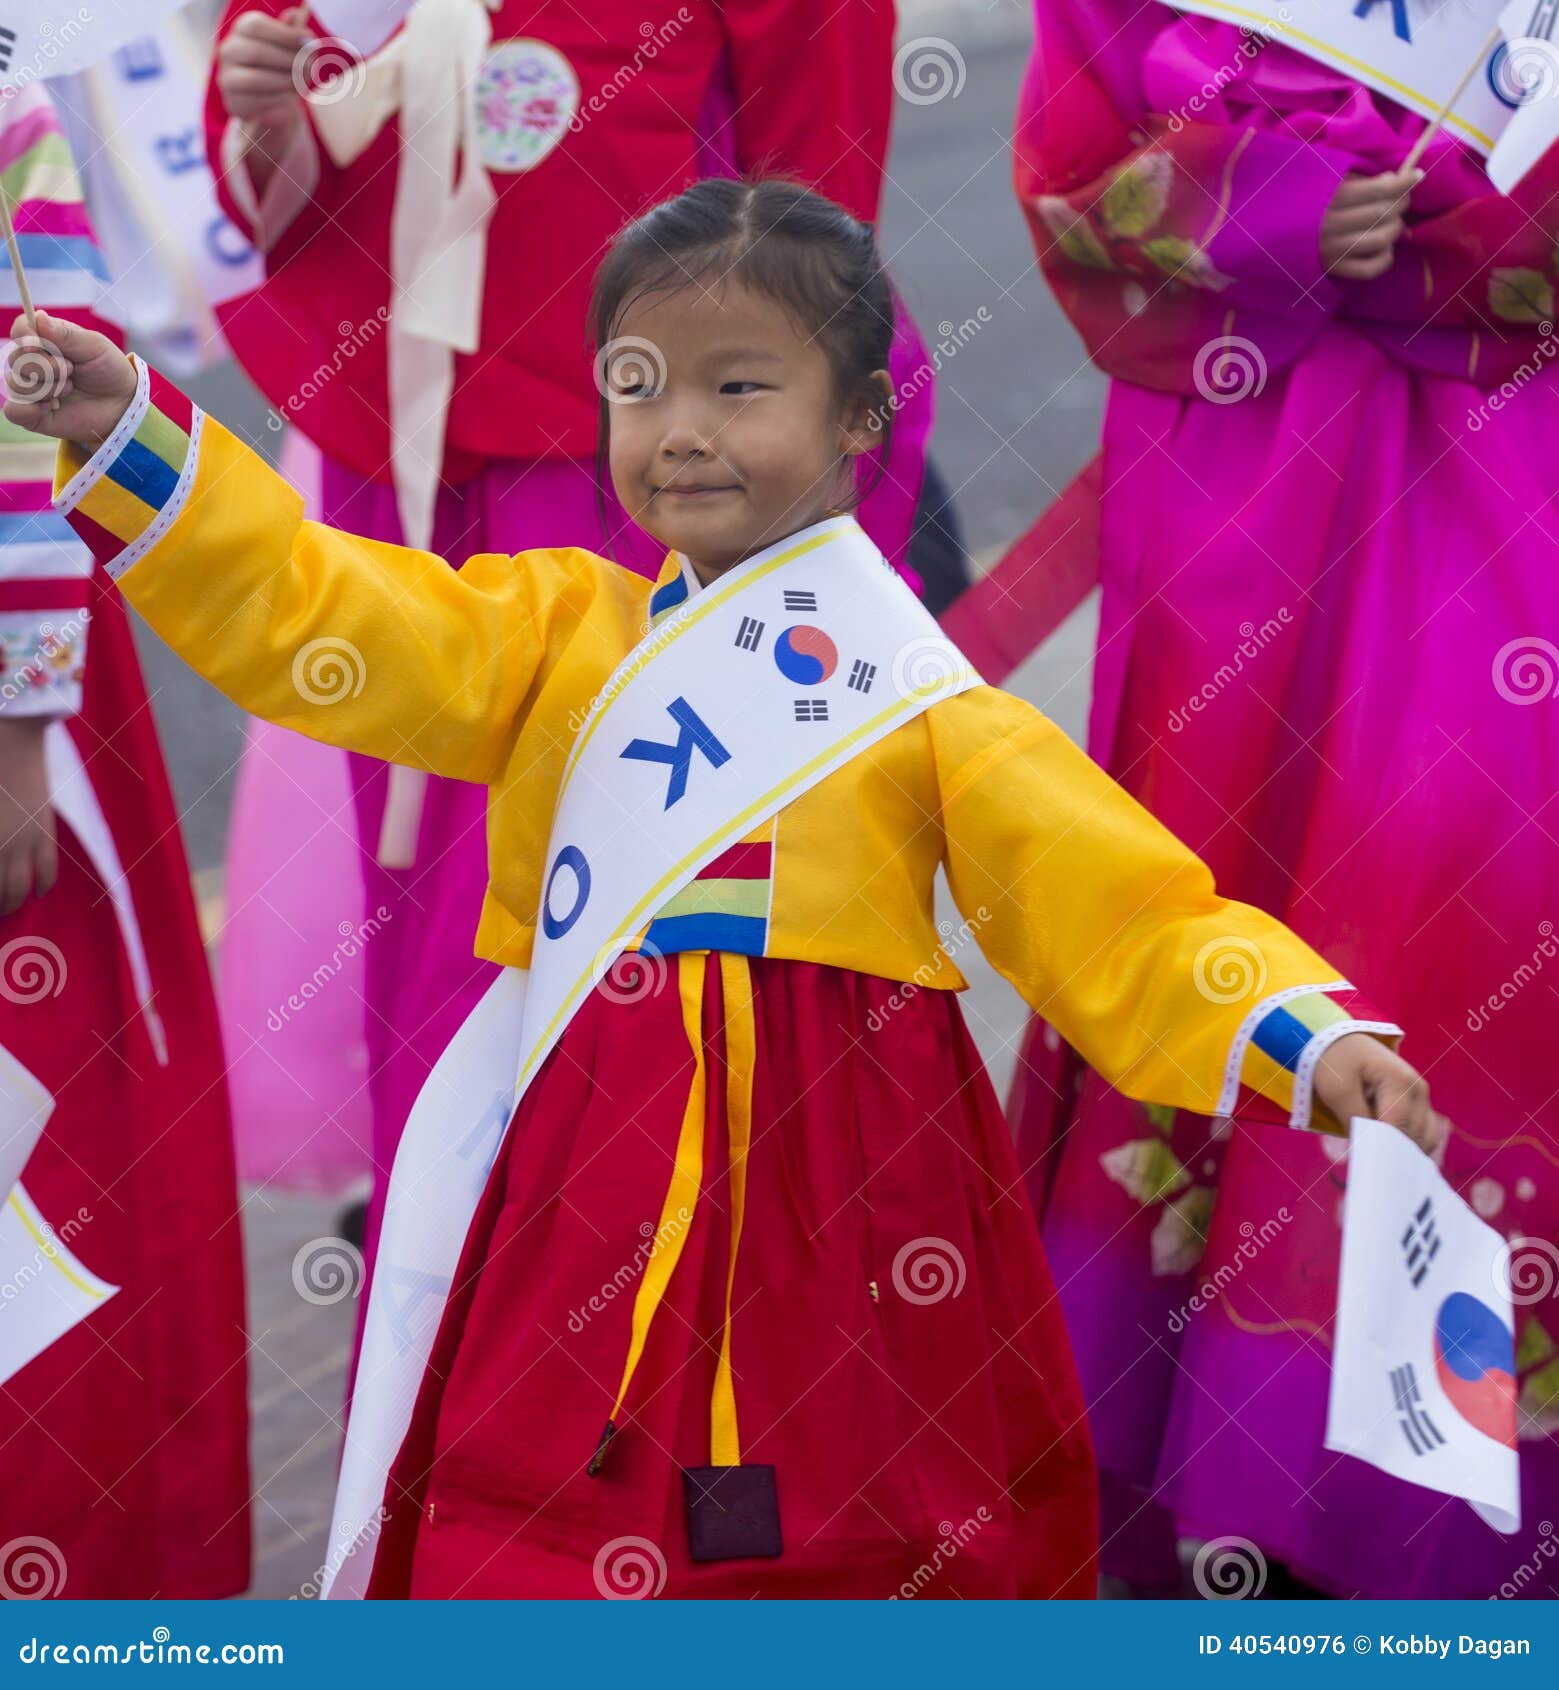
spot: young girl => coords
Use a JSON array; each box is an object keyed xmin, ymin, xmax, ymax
[
  {"xmin": 203, "ymin": 0, "xmax": 937, "ymax": 1264},
  {"xmin": 1007, "ymin": 0, "xmax": 1559, "ymax": 1598},
  {"xmin": 7, "ymin": 179, "xmax": 1441, "ymax": 1600}
]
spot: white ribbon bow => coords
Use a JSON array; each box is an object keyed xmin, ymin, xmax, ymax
[
  {"xmin": 308, "ymin": 0, "xmax": 499, "ymax": 554},
  {"xmin": 308, "ymin": 0, "xmax": 500, "ymax": 867}
]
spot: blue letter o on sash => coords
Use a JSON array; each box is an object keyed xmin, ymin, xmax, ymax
[{"xmin": 542, "ymin": 844, "xmax": 591, "ymax": 939}]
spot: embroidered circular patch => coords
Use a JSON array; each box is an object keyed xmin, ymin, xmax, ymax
[
  {"xmin": 472, "ymin": 39, "xmax": 578, "ymax": 173},
  {"xmin": 773, "ymin": 625, "xmax": 838, "ymax": 685}
]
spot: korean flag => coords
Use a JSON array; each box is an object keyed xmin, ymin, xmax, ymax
[{"xmin": 1326, "ymin": 1117, "xmax": 1520, "ymax": 1533}]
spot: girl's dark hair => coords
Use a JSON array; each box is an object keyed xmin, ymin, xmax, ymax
[{"xmin": 587, "ymin": 178, "xmax": 897, "ymax": 540}]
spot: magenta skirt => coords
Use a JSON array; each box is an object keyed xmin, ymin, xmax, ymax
[{"xmin": 1013, "ymin": 322, "xmax": 1559, "ymax": 1598}]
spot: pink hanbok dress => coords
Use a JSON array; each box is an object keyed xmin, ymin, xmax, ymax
[{"xmin": 1009, "ymin": 0, "xmax": 1559, "ymax": 1597}]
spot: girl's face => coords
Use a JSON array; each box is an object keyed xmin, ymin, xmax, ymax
[{"xmin": 604, "ymin": 277, "xmax": 887, "ymax": 582}]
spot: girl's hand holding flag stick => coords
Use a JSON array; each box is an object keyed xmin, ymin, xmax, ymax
[{"xmin": 3, "ymin": 310, "xmax": 136, "ymax": 440}]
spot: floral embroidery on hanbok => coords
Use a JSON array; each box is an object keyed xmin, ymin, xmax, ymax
[
  {"xmin": 1034, "ymin": 144, "xmax": 1233, "ymax": 303},
  {"xmin": 0, "ymin": 613, "xmax": 87, "ymax": 713},
  {"xmin": 472, "ymin": 40, "xmax": 579, "ymax": 173}
]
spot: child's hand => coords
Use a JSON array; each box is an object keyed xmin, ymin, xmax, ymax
[
  {"xmin": 0, "ymin": 718, "xmax": 57, "ymax": 914},
  {"xmin": 3, "ymin": 312, "xmax": 138, "ymax": 450},
  {"xmin": 1320, "ymin": 168, "xmax": 1419, "ymax": 280},
  {"xmin": 216, "ymin": 7, "xmax": 311, "ymax": 125},
  {"xmin": 1312, "ymin": 1032, "xmax": 1449, "ymax": 1158}
]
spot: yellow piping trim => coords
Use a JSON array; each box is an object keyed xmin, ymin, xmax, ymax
[
  {"xmin": 7, "ymin": 1190, "xmax": 106, "ymax": 1299},
  {"xmin": 605, "ymin": 952, "xmax": 708, "ymax": 1424},
  {"xmin": 710, "ymin": 952, "xmax": 755, "ymax": 1468}
]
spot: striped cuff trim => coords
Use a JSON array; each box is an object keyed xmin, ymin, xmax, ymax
[
  {"xmin": 1216, "ymin": 979, "xmax": 1351, "ymax": 1115},
  {"xmin": 53, "ymin": 361, "xmax": 204, "ymax": 580}
]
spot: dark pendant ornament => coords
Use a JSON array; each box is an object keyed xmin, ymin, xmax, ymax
[{"xmin": 682, "ymin": 1464, "xmax": 783, "ymax": 1562}]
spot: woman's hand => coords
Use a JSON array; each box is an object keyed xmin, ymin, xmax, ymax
[
  {"xmin": 1312, "ymin": 1032, "xmax": 1449, "ymax": 1158},
  {"xmin": 0, "ymin": 718, "xmax": 57, "ymax": 914},
  {"xmin": 1320, "ymin": 167, "xmax": 1420, "ymax": 280},
  {"xmin": 4, "ymin": 312, "xmax": 138, "ymax": 449},
  {"xmin": 216, "ymin": 7, "xmax": 311, "ymax": 125}
]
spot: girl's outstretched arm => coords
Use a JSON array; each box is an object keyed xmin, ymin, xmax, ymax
[
  {"xmin": 930, "ymin": 686, "xmax": 1447, "ymax": 1154},
  {"xmin": 4, "ymin": 313, "xmax": 627, "ymax": 786}
]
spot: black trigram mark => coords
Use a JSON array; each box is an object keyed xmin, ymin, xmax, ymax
[
  {"xmin": 734, "ymin": 615, "xmax": 765, "ymax": 652},
  {"xmin": 1390, "ymin": 1362, "xmax": 1446, "ymax": 1457},
  {"xmin": 847, "ymin": 659, "xmax": 877, "ymax": 693},
  {"xmin": 1400, "ymin": 1197, "xmax": 1441, "ymax": 1289},
  {"xmin": 783, "ymin": 589, "xmax": 817, "ymax": 612},
  {"xmin": 0, "ymin": 28, "xmax": 16, "ymax": 72},
  {"xmin": 794, "ymin": 698, "xmax": 829, "ymax": 723}
]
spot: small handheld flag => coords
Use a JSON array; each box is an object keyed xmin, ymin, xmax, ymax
[{"xmin": 1326, "ymin": 1116, "xmax": 1520, "ymax": 1534}]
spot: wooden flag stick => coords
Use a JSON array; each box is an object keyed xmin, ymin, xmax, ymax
[
  {"xmin": 1404, "ymin": 25, "xmax": 1505, "ymax": 171},
  {"xmin": 0, "ymin": 184, "xmax": 37, "ymax": 337}
]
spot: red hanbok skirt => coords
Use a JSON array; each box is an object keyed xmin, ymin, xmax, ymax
[{"xmin": 365, "ymin": 956, "xmax": 1097, "ymax": 1599}]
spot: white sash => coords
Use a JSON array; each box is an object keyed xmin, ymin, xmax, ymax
[{"xmin": 321, "ymin": 515, "xmax": 979, "ymax": 1596}]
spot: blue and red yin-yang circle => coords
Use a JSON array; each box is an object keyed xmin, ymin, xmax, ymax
[
  {"xmin": 1433, "ymin": 1291, "xmax": 1517, "ymax": 1448},
  {"xmin": 773, "ymin": 624, "xmax": 838, "ymax": 685}
]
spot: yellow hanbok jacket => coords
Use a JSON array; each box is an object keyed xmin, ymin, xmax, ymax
[{"xmin": 56, "ymin": 361, "xmax": 1399, "ymax": 1133}]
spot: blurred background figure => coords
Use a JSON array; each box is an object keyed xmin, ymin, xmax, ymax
[
  {"xmin": 1007, "ymin": 0, "xmax": 1559, "ymax": 1599},
  {"xmin": 0, "ymin": 73, "xmax": 250, "ymax": 1599}
]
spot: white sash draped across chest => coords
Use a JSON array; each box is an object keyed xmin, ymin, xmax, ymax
[{"xmin": 321, "ymin": 514, "xmax": 980, "ymax": 1596}]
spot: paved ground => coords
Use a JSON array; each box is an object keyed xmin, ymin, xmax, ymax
[{"xmin": 132, "ymin": 2, "xmax": 1109, "ymax": 1597}]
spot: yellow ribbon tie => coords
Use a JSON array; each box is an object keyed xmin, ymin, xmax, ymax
[{"xmin": 587, "ymin": 950, "xmax": 756, "ymax": 1475}]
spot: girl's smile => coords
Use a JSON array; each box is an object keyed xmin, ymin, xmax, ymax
[{"xmin": 604, "ymin": 277, "xmax": 886, "ymax": 583}]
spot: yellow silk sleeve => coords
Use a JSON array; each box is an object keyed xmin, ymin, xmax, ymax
[
  {"xmin": 97, "ymin": 413, "xmax": 627, "ymax": 785},
  {"xmin": 929, "ymin": 686, "xmax": 1353, "ymax": 1119}
]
